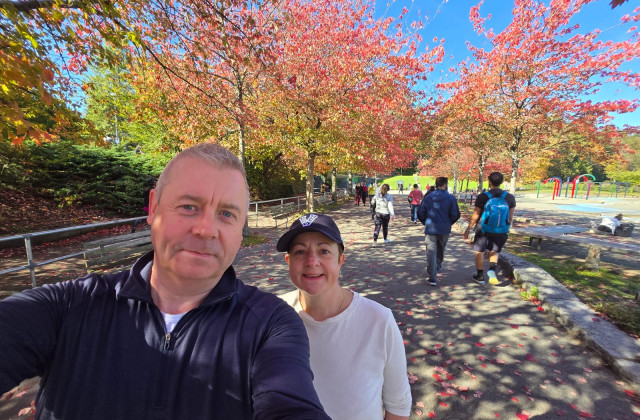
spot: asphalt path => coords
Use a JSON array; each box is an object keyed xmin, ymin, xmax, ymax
[{"xmin": 2, "ymin": 194, "xmax": 640, "ymax": 419}]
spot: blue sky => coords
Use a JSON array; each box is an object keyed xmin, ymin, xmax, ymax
[{"xmin": 374, "ymin": 0, "xmax": 639, "ymax": 128}]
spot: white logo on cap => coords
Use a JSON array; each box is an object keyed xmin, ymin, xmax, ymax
[{"xmin": 300, "ymin": 214, "xmax": 318, "ymax": 227}]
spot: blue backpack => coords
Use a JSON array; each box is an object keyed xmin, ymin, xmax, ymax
[{"xmin": 480, "ymin": 191, "xmax": 510, "ymax": 234}]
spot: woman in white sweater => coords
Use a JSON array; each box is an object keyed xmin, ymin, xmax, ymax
[{"xmin": 277, "ymin": 213, "xmax": 411, "ymax": 420}]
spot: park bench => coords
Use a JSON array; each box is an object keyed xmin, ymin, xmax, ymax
[
  {"xmin": 264, "ymin": 202, "xmax": 299, "ymax": 228},
  {"xmin": 509, "ymin": 225, "xmax": 640, "ymax": 269},
  {"xmin": 83, "ymin": 230, "xmax": 152, "ymax": 272}
]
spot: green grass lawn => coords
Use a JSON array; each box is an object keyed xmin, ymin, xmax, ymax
[{"xmin": 507, "ymin": 236, "xmax": 640, "ymax": 337}]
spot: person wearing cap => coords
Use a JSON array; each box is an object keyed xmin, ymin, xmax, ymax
[
  {"xmin": 370, "ymin": 183, "xmax": 395, "ymax": 246},
  {"xmin": 277, "ymin": 213, "xmax": 411, "ymax": 420}
]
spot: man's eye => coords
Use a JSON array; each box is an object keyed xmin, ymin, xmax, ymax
[
  {"xmin": 293, "ymin": 249, "xmax": 305, "ymax": 255},
  {"xmin": 221, "ymin": 210, "xmax": 234, "ymax": 218},
  {"xmin": 181, "ymin": 204, "xmax": 195, "ymax": 211},
  {"xmin": 320, "ymin": 249, "xmax": 331, "ymax": 254}
]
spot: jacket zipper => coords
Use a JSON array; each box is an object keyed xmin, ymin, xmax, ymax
[{"xmin": 164, "ymin": 332, "xmax": 171, "ymax": 350}]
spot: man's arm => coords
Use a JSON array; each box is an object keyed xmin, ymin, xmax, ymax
[
  {"xmin": 251, "ymin": 303, "xmax": 329, "ymax": 419},
  {"xmin": 463, "ymin": 207, "xmax": 482, "ymax": 240},
  {"xmin": 0, "ymin": 283, "xmax": 66, "ymax": 394},
  {"xmin": 450, "ymin": 197, "xmax": 461, "ymax": 225},
  {"xmin": 385, "ymin": 413, "xmax": 409, "ymax": 420}
]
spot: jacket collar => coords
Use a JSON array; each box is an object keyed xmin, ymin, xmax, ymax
[{"xmin": 116, "ymin": 251, "xmax": 239, "ymax": 308}]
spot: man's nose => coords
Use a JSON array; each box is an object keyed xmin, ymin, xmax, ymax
[{"xmin": 192, "ymin": 210, "xmax": 218, "ymax": 238}]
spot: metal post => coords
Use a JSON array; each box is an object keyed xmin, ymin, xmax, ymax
[
  {"xmin": 255, "ymin": 203, "xmax": 259, "ymax": 227},
  {"xmin": 564, "ymin": 177, "xmax": 570, "ymax": 197},
  {"xmin": 586, "ymin": 182, "xmax": 591, "ymax": 200},
  {"xmin": 24, "ymin": 235, "xmax": 37, "ymax": 288},
  {"xmin": 598, "ymin": 183, "xmax": 602, "ymax": 197},
  {"xmin": 536, "ymin": 181, "xmax": 541, "ymax": 198}
]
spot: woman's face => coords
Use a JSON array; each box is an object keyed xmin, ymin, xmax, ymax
[{"xmin": 284, "ymin": 231, "xmax": 345, "ymax": 297}]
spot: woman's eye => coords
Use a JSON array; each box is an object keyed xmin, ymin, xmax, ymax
[
  {"xmin": 320, "ymin": 249, "xmax": 331, "ymax": 255},
  {"xmin": 293, "ymin": 249, "xmax": 305, "ymax": 255}
]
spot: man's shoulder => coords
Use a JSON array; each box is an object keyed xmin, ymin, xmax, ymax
[{"xmin": 236, "ymin": 280, "xmax": 296, "ymax": 320}]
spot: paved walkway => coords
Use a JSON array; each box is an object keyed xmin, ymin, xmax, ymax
[{"xmin": 2, "ymin": 194, "xmax": 640, "ymax": 419}]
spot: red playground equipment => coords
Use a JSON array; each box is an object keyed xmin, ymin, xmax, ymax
[
  {"xmin": 570, "ymin": 174, "xmax": 596, "ymax": 198},
  {"xmin": 542, "ymin": 176, "xmax": 563, "ymax": 200}
]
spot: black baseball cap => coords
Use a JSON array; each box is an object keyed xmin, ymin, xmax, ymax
[{"xmin": 276, "ymin": 213, "xmax": 344, "ymax": 252}]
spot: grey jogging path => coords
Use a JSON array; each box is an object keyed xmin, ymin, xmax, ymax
[{"xmin": 2, "ymin": 193, "xmax": 640, "ymax": 419}]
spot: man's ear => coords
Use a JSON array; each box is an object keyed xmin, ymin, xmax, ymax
[
  {"xmin": 147, "ymin": 189, "xmax": 158, "ymax": 225},
  {"xmin": 284, "ymin": 253, "xmax": 291, "ymax": 266}
]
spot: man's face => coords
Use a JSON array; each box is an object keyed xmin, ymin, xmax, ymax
[
  {"xmin": 284, "ymin": 231, "xmax": 345, "ymax": 297},
  {"xmin": 147, "ymin": 156, "xmax": 247, "ymax": 287}
]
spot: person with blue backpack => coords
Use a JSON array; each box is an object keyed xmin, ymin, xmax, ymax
[{"xmin": 463, "ymin": 172, "xmax": 516, "ymax": 285}]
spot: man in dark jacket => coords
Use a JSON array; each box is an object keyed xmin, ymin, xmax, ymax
[
  {"xmin": 0, "ymin": 143, "xmax": 329, "ymax": 420},
  {"xmin": 418, "ymin": 176, "xmax": 460, "ymax": 286}
]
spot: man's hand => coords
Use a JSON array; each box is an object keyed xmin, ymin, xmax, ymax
[{"xmin": 463, "ymin": 229, "xmax": 470, "ymax": 240}]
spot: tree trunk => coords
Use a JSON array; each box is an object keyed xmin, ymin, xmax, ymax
[
  {"xmin": 477, "ymin": 155, "xmax": 486, "ymax": 192},
  {"xmin": 452, "ymin": 166, "xmax": 459, "ymax": 194},
  {"xmin": 306, "ymin": 151, "xmax": 316, "ymax": 212},
  {"xmin": 509, "ymin": 155, "xmax": 519, "ymax": 194},
  {"xmin": 348, "ymin": 170, "xmax": 353, "ymax": 195},
  {"xmin": 331, "ymin": 168, "xmax": 337, "ymax": 202},
  {"xmin": 237, "ymin": 121, "xmax": 250, "ymax": 237}
]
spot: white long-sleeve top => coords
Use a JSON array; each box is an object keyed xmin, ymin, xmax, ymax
[
  {"xmin": 371, "ymin": 193, "xmax": 395, "ymax": 217},
  {"xmin": 281, "ymin": 290, "xmax": 411, "ymax": 420}
]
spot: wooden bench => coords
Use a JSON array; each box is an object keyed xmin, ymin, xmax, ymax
[
  {"xmin": 265, "ymin": 202, "xmax": 299, "ymax": 228},
  {"xmin": 510, "ymin": 225, "xmax": 640, "ymax": 269},
  {"xmin": 83, "ymin": 230, "xmax": 152, "ymax": 272}
]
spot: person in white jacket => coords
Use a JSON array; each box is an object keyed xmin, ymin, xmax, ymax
[
  {"xmin": 371, "ymin": 183, "xmax": 395, "ymax": 246},
  {"xmin": 277, "ymin": 213, "xmax": 411, "ymax": 420}
]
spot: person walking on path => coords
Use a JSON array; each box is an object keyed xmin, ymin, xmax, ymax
[
  {"xmin": 0, "ymin": 143, "xmax": 329, "ymax": 420},
  {"xmin": 397, "ymin": 179, "xmax": 404, "ymax": 194},
  {"xmin": 355, "ymin": 182, "xmax": 362, "ymax": 206},
  {"xmin": 277, "ymin": 213, "xmax": 411, "ymax": 420},
  {"xmin": 418, "ymin": 177, "xmax": 460, "ymax": 286},
  {"xmin": 463, "ymin": 171, "xmax": 516, "ymax": 285},
  {"xmin": 371, "ymin": 183, "xmax": 395, "ymax": 246},
  {"xmin": 360, "ymin": 182, "xmax": 368, "ymax": 206},
  {"xmin": 408, "ymin": 183, "xmax": 423, "ymax": 224}
]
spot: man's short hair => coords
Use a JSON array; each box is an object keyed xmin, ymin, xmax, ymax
[
  {"xmin": 435, "ymin": 177, "xmax": 448, "ymax": 188},
  {"xmin": 488, "ymin": 172, "xmax": 504, "ymax": 187},
  {"xmin": 155, "ymin": 142, "xmax": 249, "ymax": 209}
]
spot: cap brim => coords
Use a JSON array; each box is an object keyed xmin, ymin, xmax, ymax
[{"xmin": 276, "ymin": 226, "xmax": 344, "ymax": 252}]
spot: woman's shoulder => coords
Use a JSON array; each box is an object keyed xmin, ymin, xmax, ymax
[{"xmin": 353, "ymin": 292, "xmax": 393, "ymax": 319}]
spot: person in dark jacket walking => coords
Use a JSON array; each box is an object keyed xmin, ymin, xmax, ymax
[
  {"xmin": 0, "ymin": 143, "xmax": 329, "ymax": 420},
  {"xmin": 360, "ymin": 183, "xmax": 368, "ymax": 206},
  {"xmin": 418, "ymin": 177, "xmax": 460, "ymax": 286}
]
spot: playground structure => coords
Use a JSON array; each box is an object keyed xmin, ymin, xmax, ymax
[{"xmin": 537, "ymin": 175, "xmax": 631, "ymax": 200}]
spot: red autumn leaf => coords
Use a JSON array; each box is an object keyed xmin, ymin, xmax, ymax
[
  {"xmin": 438, "ymin": 401, "xmax": 448, "ymax": 407},
  {"xmin": 428, "ymin": 412, "xmax": 436, "ymax": 418},
  {"xmin": 475, "ymin": 342, "xmax": 485, "ymax": 347},
  {"xmin": 516, "ymin": 412, "xmax": 529, "ymax": 420}
]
